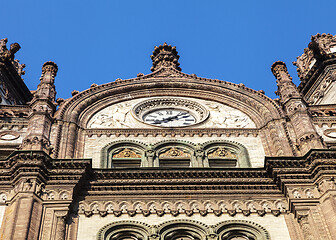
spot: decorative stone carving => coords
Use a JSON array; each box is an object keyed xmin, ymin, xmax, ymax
[
  {"xmin": 87, "ymin": 97, "xmax": 256, "ymax": 129},
  {"xmin": 112, "ymin": 148, "xmax": 141, "ymax": 158},
  {"xmin": 159, "ymin": 147, "xmax": 190, "ymax": 159},
  {"xmin": 294, "ymin": 33, "xmax": 336, "ymax": 80},
  {"xmin": 0, "ymin": 131, "xmax": 20, "ymax": 141},
  {"xmin": 293, "ymin": 190, "xmax": 301, "ymax": 198},
  {"xmin": 47, "ymin": 192, "xmax": 55, "ymax": 200},
  {"xmin": 207, "ymin": 147, "xmax": 237, "ymax": 159},
  {"xmin": 305, "ymin": 189, "xmax": 314, "ymax": 198},
  {"xmin": 77, "ymin": 199, "xmax": 287, "ymax": 217},
  {"xmin": 54, "ymin": 210, "xmax": 68, "ymax": 240},
  {"xmin": 0, "ymin": 38, "xmax": 21, "ymax": 61},
  {"xmin": 88, "ymin": 102, "xmax": 132, "ymax": 128},
  {"xmin": 297, "ymin": 213, "xmax": 314, "ymax": 240},
  {"xmin": 205, "ymin": 103, "xmax": 254, "ymax": 128},
  {"xmin": 151, "ymin": 42, "xmax": 181, "ymax": 72},
  {"xmin": 0, "ymin": 193, "xmax": 7, "ymax": 203}
]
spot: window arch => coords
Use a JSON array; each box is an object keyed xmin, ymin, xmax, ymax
[
  {"xmin": 97, "ymin": 220, "xmax": 270, "ymax": 240},
  {"xmin": 152, "ymin": 141, "xmax": 197, "ymax": 168},
  {"xmin": 214, "ymin": 220, "xmax": 270, "ymax": 240},
  {"xmin": 202, "ymin": 140, "xmax": 251, "ymax": 168},
  {"xmin": 97, "ymin": 221, "xmax": 150, "ymax": 240},
  {"xmin": 158, "ymin": 220, "xmax": 208, "ymax": 240},
  {"xmin": 100, "ymin": 141, "xmax": 148, "ymax": 168}
]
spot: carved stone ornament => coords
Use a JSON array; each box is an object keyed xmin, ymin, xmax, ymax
[
  {"xmin": 151, "ymin": 42, "xmax": 181, "ymax": 72},
  {"xmin": 207, "ymin": 147, "xmax": 237, "ymax": 159},
  {"xmin": 294, "ymin": 33, "xmax": 336, "ymax": 80},
  {"xmin": 0, "ymin": 131, "xmax": 20, "ymax": 141},
  {"xmin": 77, "ymin": 199, "xmax": 287, "ymax": 218},
  {"xmin": 159, "ymin": 147, "xmax": 191, "ymax": 159},
  {"xmin": 323, "ymin": 129, "xmax": 336, "ymax": 138},
  {"xmin": 112, "ymin": 148, "xmax": 141, "ymax": 158}
]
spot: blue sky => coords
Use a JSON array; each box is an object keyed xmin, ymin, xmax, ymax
[{"xmin": 2, "ymin": 0, "xmax": 335, "ymax": 99}]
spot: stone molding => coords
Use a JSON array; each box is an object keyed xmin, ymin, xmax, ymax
[{"xmin": 78, "ymin": 198, "xmax": 287, "ymax": 218}]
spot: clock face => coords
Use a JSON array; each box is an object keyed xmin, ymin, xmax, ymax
[
  {"xmin": 132, "ymin": 97, "xmax": 209, "ymax": 128},
  {"xmin": 143, "ymin": 108, "xmax": 196, "ymax": 127}
]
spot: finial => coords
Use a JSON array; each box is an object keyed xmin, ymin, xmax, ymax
[
  {"xmin": 271, "ymin": 61, "xmax": 288, "ymax": 76},
  {"xmin": 42, "ymin": 61, "xmax": 58, "ymax": 76},
  {"xmin": 150, "ymin": 43, "xmax": 181, "ymax": 72},
  {"xmin": 0, "ymin": 39, "xmax": 21, "ymax": 61}
]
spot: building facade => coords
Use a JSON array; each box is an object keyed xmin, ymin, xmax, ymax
[{"xmin": 0, "ymin": 34, "xmax": 335, "ymax": 240}]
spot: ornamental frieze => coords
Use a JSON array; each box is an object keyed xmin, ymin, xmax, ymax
[{"xmin": 77, "ymin": 198, "xmax": 287, "ymax": 218}]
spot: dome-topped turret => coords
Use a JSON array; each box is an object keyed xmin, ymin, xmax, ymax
[{"xmin": 150, "ymin": 42, "xmax": 181, "ymax": 72}]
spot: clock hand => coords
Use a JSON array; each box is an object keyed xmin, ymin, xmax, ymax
[{"xmin": 161, "ymin": 112, "xmax": 188, "ymax": 122}]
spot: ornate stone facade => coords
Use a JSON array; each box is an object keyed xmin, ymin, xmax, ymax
[{"xmin": 0, "ymin": 37, "xmax": 336, "ymax": 239}]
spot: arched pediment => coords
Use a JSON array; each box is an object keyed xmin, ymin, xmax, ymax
[
  {"xmin": 53, "ymin": 67, "xmax": 288, "ymax": 159},
  {"xmin": 55, "ymin": 67, "xmax": 283, "ymax": 129}
]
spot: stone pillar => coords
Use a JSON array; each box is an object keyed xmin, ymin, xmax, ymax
[
  {"xmin": 65, "ymin": 122, "xmax": 78, "ymax": 158},
  {"xmin": 271, "ymin": 61, "xmax": 324, "ymax": 155},
  {"xmin": 0, "ymin": 178, "xmax": 44, "ymax": 240},
  {"xmin": 54, "ymin": 211, "xmax": 67, "ymax": 240}
]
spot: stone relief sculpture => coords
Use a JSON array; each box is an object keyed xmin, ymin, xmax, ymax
[
  {"xmin": 87, "ymin": 98, "xmax": 256, "ymax": 129},
  {"xmin": 205, "ymin": 103, "xmax": 254, "ymax": 128},
  {"xmin": 88, "ymin": 102, "xmax": 132, "ymax": 128}
]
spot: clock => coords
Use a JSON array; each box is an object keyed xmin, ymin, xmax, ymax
[
  {"xmin": 143, "ymin": 108, "xmax": 196, "ymax": 127},
  {"xmin": 132, "ymin": 98, "xmax": 209, "ymax": 128}
]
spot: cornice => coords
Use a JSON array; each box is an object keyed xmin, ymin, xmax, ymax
[{"xmin": 85, "ymin": 128, "xmax": 260, "ymax": 138}]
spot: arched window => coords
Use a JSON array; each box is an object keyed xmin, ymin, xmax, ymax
[
  {"xmin": 100, "ymin": 141, "xmax": 147, "ymax": 168},
  {"xmin": 165, "ymin": 230, "xmax": 201, "ymax": 240},
  {"xmin": 158, "ymin": 146, "xmax": 192, "ymax": 168},
  {"xmin": 203, "ymin": 141, "xmax": 251, "ymax": 168},
  {"xmin": 206, "ymin": 146, "xmax": 238, "ymax": 167},
  {"xmin": 222, "ymin": 231, "xmax": 255, "ymax": 240},
  {"xmin": 97, "ymin": 222, "xmax": 150, "ymax": 240},
  {"xmin": 215, "ymin": 220, "xmax": 270, "ymax": 240},
  {"xmin": 158, "ymin": 220, "xmax": 207, "ymax": 240},
  {"xmin": 110, "ymin": 147, "xmax": 142, "ymax": 168}
]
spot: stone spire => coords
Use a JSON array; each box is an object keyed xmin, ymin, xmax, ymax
[
  {"xmin": 271, "ymin": 61, "xmax": 301, "ymax": 104},
  {"xmin": 151, "ymin": 42, "xmax": 181, "ymax": 72},
  {"xmin": 35, "ymin": 61, "xmax": 58, "ymax": 101},
  {"xmin": 271, "ymin": 61, "xmax": 324, "ymax": 155},
  {"xmin": 21, "ymin": 62, "xmax": 58, "ymax": 153}
]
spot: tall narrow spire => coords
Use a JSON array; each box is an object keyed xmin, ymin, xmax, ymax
[
  {"xmin": 21, "ymin": 62, "xmax": 58, "ymax": 153},
  {"xmin": 151, "ymin": 42, "xmax": 181, "ymax": 72},
  {"xmin": 271, "ymin": 61, "xmax": 300, "ymax": 103},
  {"xmin": 272, "ymin": 61, "xmax": 324, "ymax": 155}
]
